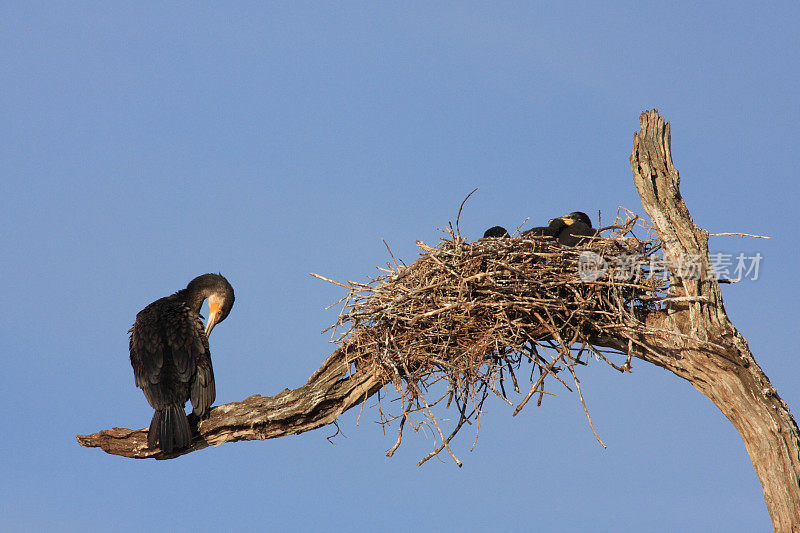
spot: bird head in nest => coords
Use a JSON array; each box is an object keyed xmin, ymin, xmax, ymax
[{"xmin": 549, "ymin": 211, "xmax": 592, "ymax": 228}]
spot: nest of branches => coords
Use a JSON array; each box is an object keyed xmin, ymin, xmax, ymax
[{"xmin": 316, "ymin": 209, "xmax": 668, "ymax": 465}]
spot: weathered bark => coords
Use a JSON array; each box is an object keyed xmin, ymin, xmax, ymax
[
  {"xmin": 77, "ymin": 349, "xmax": 383, "ymax": 459},
  {"xmin": 621, "ymin": 110, "xmax": 800, "ymax": 530},
  {"xmin": 77, "ymin": 110, "xmax": 799, "ymax": 530}
]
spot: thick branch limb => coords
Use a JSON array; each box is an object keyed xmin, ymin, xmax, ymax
[
  {"xmin": 77, "ymin": 349, "xmax": 384, "ymax": 459},
  {"xmin": 629, "ymin": 110, "xmax": 800, "ymax": 529}
]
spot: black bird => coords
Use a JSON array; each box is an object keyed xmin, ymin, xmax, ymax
[
  {"xmin": 522, "ymin": 218, "xmax": 567, "ymax": 239},
  {"xmin": 483, "ymin": 226, "xmax": 510, "ymax": 238},
  {"xmin": 552, "ymin": 211, "xmax": 595, "ymax": 246},
  {"xmin": 129, "ymin": 273, "xmax": 235, "ymax": 453}
]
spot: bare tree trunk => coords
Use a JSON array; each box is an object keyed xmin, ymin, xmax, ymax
[
  {"xmin": 77, "ymin": 110, "xmax": 800, "ymax": 530},
  {"xmin": 621, "ymin": 110, "xmax": 800, "ymax": 529}
]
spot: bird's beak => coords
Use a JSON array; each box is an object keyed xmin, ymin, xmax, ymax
[
  {"xmin": 561, "ymin": 216, "xmax": 575, "ymax": 225},
  {"xmin": 205, "ymin": 301, "xmax": 221, "ymax": 337}
]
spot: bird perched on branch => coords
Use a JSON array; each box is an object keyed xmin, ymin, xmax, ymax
[
  {"xmin": 483, "ymin": 226, "xmax": 510, "ymax": 238},
  {"xmin": 129, "ymin": 273, "xmax": 235, "ymax": 453}
]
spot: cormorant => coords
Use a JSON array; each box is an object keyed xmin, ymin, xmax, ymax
[
  {"xmin": 129, "ymin": 273, "xmax": 235, "ymax": 453},
  {"xmin": 552, "ymin": 211, "xmax": 595, "ymax": 246},
  {"xmin": 483, "ymin": 226, "xmax": 510, "ymax": 238},
  {"xmin": 522, "ymin": 218, "xmax": 567, "ymax": 238}
]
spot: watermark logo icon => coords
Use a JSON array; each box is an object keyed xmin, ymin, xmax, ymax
[{"xmin": 577, "ymin": 251, "xmax": 608, "ymax": 282}]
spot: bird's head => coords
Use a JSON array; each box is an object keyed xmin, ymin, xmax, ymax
[
  {"xmin": 551, "ymin": 211, "xmax": 592, "ymax": 228},
  {"xmin": 187, "ymin": 273, "xmax": 235, "ymax": 337},
  {"xmin": 483, "ymin": 226, "xmax": 509, "ymax": 238}
]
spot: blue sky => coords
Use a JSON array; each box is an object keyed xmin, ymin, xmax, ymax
[{"xmin": 2, "ymin": 2, "xmax": 798, "ymax": 531}]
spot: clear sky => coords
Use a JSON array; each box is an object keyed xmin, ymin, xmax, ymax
[{"xmin": 2, "ymin": 2, "xmax": 798, "ymax": 531}]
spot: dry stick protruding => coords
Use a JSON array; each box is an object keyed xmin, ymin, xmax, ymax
[{"xmin": 709, "ymin": 232, "xmax": 770, "ymax": 239}]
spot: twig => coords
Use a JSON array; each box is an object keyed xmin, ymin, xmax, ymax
[
  {"xmin": 709, "ymin": 232, "xmax": 770, "ymax": 239},
  {"xmin": 569, "ymin": 366, "xmax": 606, "ymax": 448},
  {"xmin": 386, "ymin": 415, "xmax": 406, "ymax": 457},
  {"xmin": 417, "ymin": 412, "xmax": 470, "ymax": 467},
  {"xmin": 455, "ymin": 188, "xmax": 478, "ymax": 238},
  {"xmin": 310, "ymin": 272, "xmax": 350, "ymax": 288}
]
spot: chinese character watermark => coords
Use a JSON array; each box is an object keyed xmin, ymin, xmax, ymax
[
  {"xmin": 734, "ymin": 252, "xmax": 763, "ymax": 281},
  {"xmin": 577, "ymin": 251, "xmax": 608, "ymax": 282},
  {"xmin": 577, "ymin": 252, "xmax": 763, "ymax": 282}
]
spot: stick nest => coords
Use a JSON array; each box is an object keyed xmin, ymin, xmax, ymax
[{"xmin": 317, "ymin": 209, "xmax": 667, "ymax": 465}]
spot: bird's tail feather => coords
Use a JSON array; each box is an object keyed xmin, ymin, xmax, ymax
[{"xmin": 148, "ymin": 405, "xmax": 191, "ymax": 453}]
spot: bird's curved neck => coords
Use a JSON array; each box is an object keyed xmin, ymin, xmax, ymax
[{"xmin": 179, "ymin": 288, "xmax": 209, "ymax": 315}]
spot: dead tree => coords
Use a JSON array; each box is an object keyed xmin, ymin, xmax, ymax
[{"xmin": 77, "ymin": 111, "xmax": 799, "ymax": 530}]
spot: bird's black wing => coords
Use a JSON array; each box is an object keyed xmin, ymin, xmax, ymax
[
  {"xmin": 524, "ymin": 218, "xmax": 566, "ymax": 238},
  {"xmin": 189, "ymin": 327, "xmax": 215, "ymax": 418},
  {"xmin": 523, "ymin": 226, "xmax": 556, "ymax": 237},
  {"xmin": 558, "ymin": 222, "xmax": 595, "ymax": 246},
  {"xmin": 129, "ymin": 295, "xmax": 215, "ymax": 412},
  {"xmin": 160, "ymin": 301, "xmax": 216, "ymax": 417},
  {"xmin": 130, "ymin": 298, "xmax": 171, "ymax": 408}
]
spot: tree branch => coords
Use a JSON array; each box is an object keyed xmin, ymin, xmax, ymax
[
  {"xmin": 77, "ymin": 110, "xmax": 799, "ymax": 530},
  {"xmin": 77, "ymin": 349, "xmax": 384, "ymax": 459},
  {"xmin": 626, "ymin": 110, "xmax": 800, "ymax": 529}
]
